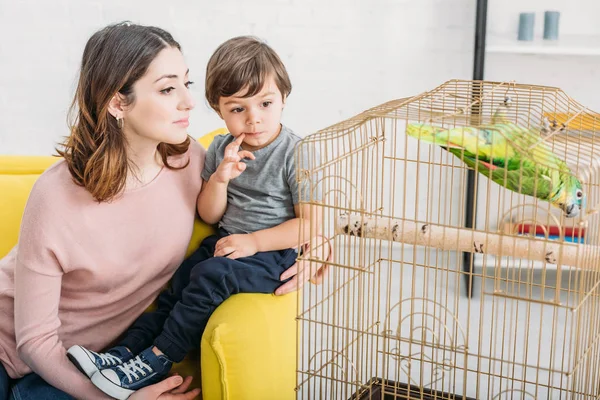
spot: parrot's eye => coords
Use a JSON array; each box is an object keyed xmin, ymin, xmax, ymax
[{"xmin": 576, "ymin": 189, "xmax": 583, "ymax": 198}]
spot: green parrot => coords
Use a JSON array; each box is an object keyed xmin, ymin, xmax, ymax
[{"xmin": 406, "ymin": 98, "xmax": 584, "ymax": 218}]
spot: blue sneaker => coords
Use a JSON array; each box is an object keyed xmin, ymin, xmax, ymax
[
  {"xmin": 67, "ymin": 345, "xmax": 133, "ymax": 378},
  {"xmin": 91, "ymin": 347, "xmax": 173, "ymax": 400}
]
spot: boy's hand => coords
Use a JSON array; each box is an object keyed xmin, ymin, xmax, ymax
[
  {"xmin": 214, "ymin": 233, "xmax": 259, "ymax": 259},
  {"xmin": 213, "ymin": 134, "xmax": 255, "ymax": 184}
]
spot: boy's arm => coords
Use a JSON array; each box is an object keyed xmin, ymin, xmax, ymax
[
  {"xmin": 197, "ymin": 134, "xmax": 254, "ymax": 225},
  {"xmin": 248, "ymin": 142, "xmax": 323, "ymax": 252},
  {"xmin": 251, "ymin": 203, "xmax": 321, "ymax": 252},
  {"xmin": 196, "ymin": 177, "xmax": 228, "ymax": 225},
  {"xmin": 214, "ymin": 203, "xmax": 322, "ymax": 258}
]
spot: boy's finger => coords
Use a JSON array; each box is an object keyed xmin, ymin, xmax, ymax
[
  {"xmin": 234, "ymin": 133, "xmax": 246, "ymax": 145},
  {"xmin": 216, "ymin": 246, "xmax": 235, "ymax": 257},
  {"xmin": 226, "ymin": 142, "xmax": 239, "ymax": 157},
  {"xmin": 238, "ymin": 150, "xmax": 255, "ymax": 160}
]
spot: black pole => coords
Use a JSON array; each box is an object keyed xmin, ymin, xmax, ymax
[
  {"xmin": 473, "ymin": 0, "xmax": 488, "ymax": 81},
  {"xmin": 463, "ymin": 0, "xmax": 488, "ymax": 297}
]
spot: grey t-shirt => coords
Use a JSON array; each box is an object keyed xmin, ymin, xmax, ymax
[{"xmin": 201, "ymin": 125, "xmax": 311, "ymax": 234}]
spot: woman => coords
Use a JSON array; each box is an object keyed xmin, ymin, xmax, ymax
[
  {"xmin": 0, "ymin": 22, "xmax": 203, "ymax": 399},
  {"xmin": 0, "ymin": 21, "xmax": 321, "ymax": 399}
]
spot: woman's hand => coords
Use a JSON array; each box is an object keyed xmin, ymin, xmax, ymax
[
  {"xmin": 213, "ymin": 134, "xmax": 255, "ymax": 184},
  {"xmin": 129, "ymin": 375, "xmax": 201, "ymax": 400},
  {"xmin": 275, "ymin": 235, "xmax": 332, "ymax": 295},
  {"xmin": 275, "ymin": 258, "xmax": 330, "ymax": 295},
  {"xmin": 214, "ymin": 233, "xmax": 259, "ymax": 259}
]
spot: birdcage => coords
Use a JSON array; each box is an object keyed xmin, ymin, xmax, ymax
[{"xmin": 295, "ymin": 80, "xmax": 600, "ymax": 399}]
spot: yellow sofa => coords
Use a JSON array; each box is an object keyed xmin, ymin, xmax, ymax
[{"xmin": 0, "ymin": 129, "xmax": 296, "ymax": 400}]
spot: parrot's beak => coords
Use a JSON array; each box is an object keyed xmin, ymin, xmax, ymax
[{"xmin": 565, "ymin": 204, "xmax": 580, "ymax": 218}]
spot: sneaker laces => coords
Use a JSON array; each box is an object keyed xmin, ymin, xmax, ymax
[
  {"xmin": 116, "ymin": 356, "xmax": 152, "ymax": 383},
  {"xmin": 93, "ymin": 351, "xmax": 123, "ymax": 367}
]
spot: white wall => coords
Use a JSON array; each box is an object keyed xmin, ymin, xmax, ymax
[
  {"xmin": 1, "ymin": 1, "xmax": 598, "ymax": 156},
  {"xmin": 0, "ymin": 0, "xmax": 476, "ymax": 155}
]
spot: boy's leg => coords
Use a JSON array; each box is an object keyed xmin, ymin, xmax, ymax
[
  {"xmin": 154, "ymin": 248, "xmax": 298, "ymax": 362},
  {"xmin": 117, "ymin": 234, "xmax": 220, "ymax": 354},
  {"xmin": 88, "ymin": 248, "xmax": 298, "ymax": 397}
]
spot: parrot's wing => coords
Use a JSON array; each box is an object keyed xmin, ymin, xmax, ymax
[
  {"xmin": 449, "ymin": 148, "xmax": 553, "ymax": 199},
  {"xmin": 492, "ymin": 167, "xmax": 553, "ymax": 200},
  {"xmin": 407, "ymin": 123, "xmax": 513, "ymax": 163}
]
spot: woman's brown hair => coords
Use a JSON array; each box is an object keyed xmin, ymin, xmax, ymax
[{"xmin": 57, "ymin": 22, "xmax": 190, "ymax": 202}]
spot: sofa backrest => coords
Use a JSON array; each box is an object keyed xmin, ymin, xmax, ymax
[{"xmin": 0, "ymin": 156, "xmax": 59, "ymax": 258}]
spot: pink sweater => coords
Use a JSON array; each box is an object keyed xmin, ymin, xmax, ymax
[{"xmin": 0, "ymin": 140, "xmax": 205, "ymax": 399}]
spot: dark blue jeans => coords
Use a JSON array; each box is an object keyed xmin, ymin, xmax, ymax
[
  {"xmin": 119, "ymin": 230, "xmax": 296, "ymax": 362},
  {"xmin": 0, "ymin": 362, "xmax": 74, "ymax": 400},
  {"xmin": 0, "ymin": 363, "xmax": 7, "ymax": 400}
]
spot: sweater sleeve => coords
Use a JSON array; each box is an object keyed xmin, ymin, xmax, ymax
[{"xmin": 14, "ymin": 179, "xmax": 112, "ymax": 399}]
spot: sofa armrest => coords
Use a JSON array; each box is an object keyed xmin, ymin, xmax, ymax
[{"xmin": 201, "ymin": 293, "xmax": 297, "ymax": 400}]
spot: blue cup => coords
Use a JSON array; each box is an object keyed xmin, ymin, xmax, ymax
[
  {"xmin": 518, "ymin": 12, "xmax": 535, "ymax": 41},
  {"xmin": 544, "ymin": 11, "xmax": 560, "ymax": 40}
]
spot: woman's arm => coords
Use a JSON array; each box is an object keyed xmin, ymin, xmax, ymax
[
  {"xmin": 15, "ymin": 261, "xmax": 200, "ymax": 400},
  {"xmin": 14, "ymin": 263, "xmax": 113, "ymax": 399},
  {"xmin": 13, "ymin": 166, "xmax": 202, "ymax": 400},
  {"xmin": 14, "ymin": 182, "xmax": 113, "ymax": 399}
]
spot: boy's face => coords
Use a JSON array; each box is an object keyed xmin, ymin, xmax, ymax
[{"xmin": 217, "ymin": 75, "xmax": 286, "ymax": 151}]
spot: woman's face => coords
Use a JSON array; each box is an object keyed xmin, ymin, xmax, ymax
[{"xmin": 122, "ymin": 46, "xmax": 195, "ymax": 145}]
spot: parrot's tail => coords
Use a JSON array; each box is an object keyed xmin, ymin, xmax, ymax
[{"xmin": 406, "ymin": 123, "xmax": 444, "ymax": 144}]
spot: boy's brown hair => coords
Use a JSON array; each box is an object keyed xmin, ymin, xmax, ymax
[{"xmin": 205, "ymin": 36, "xmax": 292, "ymax": 112}]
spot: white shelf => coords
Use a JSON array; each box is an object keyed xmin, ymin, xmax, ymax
[{"xmin": 487, "ymin": 35, "xmax": 600, "ymax": 56}]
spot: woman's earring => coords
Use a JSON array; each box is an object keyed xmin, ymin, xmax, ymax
[{"xmin": 116, "ymin": 116, "xmax": 124, "ymax": 129}]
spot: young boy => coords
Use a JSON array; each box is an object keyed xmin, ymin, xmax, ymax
[{"xmin": 66, "ymin": 36, "xmax": 319, "ymax": 399}]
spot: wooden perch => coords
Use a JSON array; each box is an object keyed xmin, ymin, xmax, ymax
[{"xmin": 335, "ymin": 215, "xmax": 599, "ymax": 269}]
